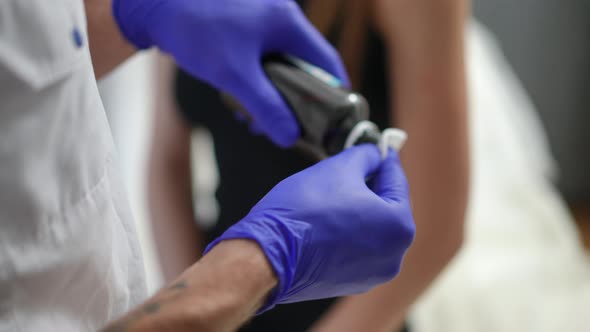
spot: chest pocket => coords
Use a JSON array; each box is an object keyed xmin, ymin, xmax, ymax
[{"xmin": 0, "ymin": 0, "xmax": 86, "ymax": 90}]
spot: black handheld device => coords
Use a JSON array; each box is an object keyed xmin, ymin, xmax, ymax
[
  {"xmin": 222, "ymin": 55, "xmax": 383, "ymax": 160},
  {"xmin": 263, "ymin": 56, "xmax": 381, "ymax": 159}
]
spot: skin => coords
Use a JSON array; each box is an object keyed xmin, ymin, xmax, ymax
[
  {"xmin": 100, "ymin": 240, "xmax": 277, "ymax": 332},
  {"xmin": 148, "ymin": 0, "xmax": 469, "ymax": 331},
  {"xmin": 310, "ymin": 1, "xmax": 469, "ymax": 331},
  {"xmin": 572, "ymin": 204, "xmax": 590, "ymax": 250},
  {"xmin": 148, "ymin": 55, "xmax": 202, "ymax": 282},
  {"xmin": 85, "ymin": 0, "xmax": 135, "ymax": 78}
]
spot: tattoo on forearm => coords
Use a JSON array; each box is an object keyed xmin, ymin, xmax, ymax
[
  {"xmin": 100, "ymin": 279, "xmax": 189, "ymax": 332},
  {"xmin": 142, "ymin": 302, "xmax": 161, "ymax": 315},
  {"xmin": 168, "ymin": 280, "xmax": 188, "ymax": 290}
]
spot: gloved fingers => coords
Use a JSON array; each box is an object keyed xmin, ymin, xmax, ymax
[
  {"xmin": 321, "ymin": 144, "xmax": 382, "ymax": 179},
  {"xmin": 248, "ymin": 121, "xmax": 265, "ymax": 136},
  {"xmin": 232, "ymin": 66, "xmax": 301, "ymax": 147},
  {"xmin": 273, "ymin": 3, "xmax": 350, "ymax": 87},
  {"xmin": 368, "ymin": 149, "xmax": 410, "ymax": 204}
]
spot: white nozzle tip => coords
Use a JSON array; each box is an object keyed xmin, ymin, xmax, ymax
[{"xmin": 380, "ymin": 128, "xmax": 407, "ymax": 158}]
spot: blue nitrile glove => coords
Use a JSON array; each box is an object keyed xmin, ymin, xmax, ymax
[
  {"xmin": 112, "ymin": 0, "xmax": 349, "ymax": 147},
  {"xmin": 204, "ymin": 145, "xmax": 415, "ymax": 312}
]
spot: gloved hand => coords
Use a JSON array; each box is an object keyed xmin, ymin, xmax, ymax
[
  {"xmin": 112, "ymin": 0, "xmax": 348, "ymax": 147},
  {"xmin": 204, "ymin": 145, "xmax": 415, "ymax": 312}
]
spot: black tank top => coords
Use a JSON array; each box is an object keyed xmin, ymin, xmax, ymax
[{"xmin": 174, "ymin": 2, "xmax": 395, "ymax": 331}]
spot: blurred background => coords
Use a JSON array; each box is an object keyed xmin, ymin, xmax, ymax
[
  {"xmin": 98, "ymin": 1, "xmax": 589, "ymax": 331},
  {"xmin": 474, "ymin": 0, "xmax": 590, "ymax": 208}
]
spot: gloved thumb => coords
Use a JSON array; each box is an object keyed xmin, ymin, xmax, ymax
[{"xmin": 368, "ymin": 149, "xmax": 410, "ymax": 204}]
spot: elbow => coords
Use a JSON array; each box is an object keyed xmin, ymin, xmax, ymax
[
  {"xmin": 445, "ymin": 222, "xmax": 464, "ymax": 264},
  {"xmin": 441, "ymin": 176, "xmax": 470, "ymax": 264},
  {"xmin": 422, "ymin": 220, "xmax": 464, "ymax": 275},
  {"xmin": 416, "ymin": 205, "xmax": 467, "ymax": 270},
  {"xmin": 437, "ymin": 208, "xmax": 467, "ymax": 267}
]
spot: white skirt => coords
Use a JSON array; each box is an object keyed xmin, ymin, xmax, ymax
[{"xmin": 409, "ymin": 21, "xmax": 590, "ymax": 332}]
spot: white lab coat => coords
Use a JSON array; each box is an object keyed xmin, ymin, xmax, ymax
[{"xmin": 0, "ymin": 0, "xmax": 147, "ymax": 331}]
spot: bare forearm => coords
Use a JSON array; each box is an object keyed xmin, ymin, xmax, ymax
[
  {"xmin": 149, "ymin": 55, "xmax": 203, "ymax": 282},
  {"xmin": 149, "ymin": 158, "xmax": 203, "ymax": 282},
  {"xmin": 100, "ymin": 240, "xmax": 277, "ymax": 332},
  {"xmin": 311, "ymin": 1, "xmax": 469, "ymax": 331},
  {"xmin": 85, "ymin": 0, "xmax": 137, "ymax": 78}
]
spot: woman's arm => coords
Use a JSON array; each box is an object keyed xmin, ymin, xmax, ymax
[
  {"xmin": 310, "ymin": 1, "xmax": 470, "ymax": 331},
  {"xmin": 148, "ymin": 55, "xmax": 204, "ymax": 282}
]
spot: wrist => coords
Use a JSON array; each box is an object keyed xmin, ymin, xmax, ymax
[
  {"xmin": 201, "ymin": 239, "xmax": 278, "ymax": 303},
  {"xmin": 100, "ymin": 240, "xmax": 277, "ymax": 332},
  {"xmin": 204, "ymin": 217, "xmax": 303, "ymax": 312},
  {"xmin": 191, "ymin": 240, "xmax": 279, "ymax": 326}
]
